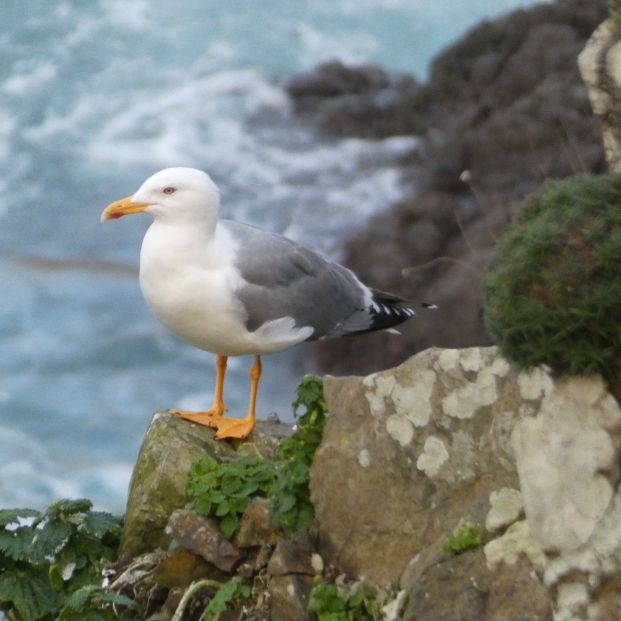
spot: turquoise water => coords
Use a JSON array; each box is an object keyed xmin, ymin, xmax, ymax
[{"xmin": 0, "ymin": 0, "xmax": 542, "ymax": 512}]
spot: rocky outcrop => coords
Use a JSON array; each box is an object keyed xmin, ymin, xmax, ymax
[
  {"xmin": 298, "ymin": 0, "xmax": 608, "ymax": 375},
  {"xmin": 311, "ymin": 346, "xmax": 621, "ymax": 620},
  {"xmin": 110, "ymin": 345, "xmax": 621, "ymax": 619},
  {"xmin": 119, "ymin": 412, "xmax": 288, "ymax": 559},
  {"xmin": 579, "ymin": 16, "xmax": 621, "ymax": 171}
]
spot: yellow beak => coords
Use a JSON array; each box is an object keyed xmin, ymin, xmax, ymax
[{"xmin": 100, "ymin": 196, "xmax": 149, "ymax": 222}]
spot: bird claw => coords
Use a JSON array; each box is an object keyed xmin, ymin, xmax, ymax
[
  {"xmin": 213, "ymin": 417, "xmax": 254, "ymax": 440},
  {"xmin": 168, "ymin": 408, "xmax": 224, "ymax": 428}
]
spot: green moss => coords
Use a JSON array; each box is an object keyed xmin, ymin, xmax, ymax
[
  {"xmin": 483, "ymin": 174, "xmax": 621, "ymax": 380},
  {"xmin": 443, "ymin": 522, "xmax": 484, "ymax": 555}
]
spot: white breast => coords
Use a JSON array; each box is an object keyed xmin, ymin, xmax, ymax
[{"xmin": 138, "ymin": 222, "xmax": 249, "ymax": 354}]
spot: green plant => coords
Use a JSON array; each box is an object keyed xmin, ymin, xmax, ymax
[
  {"xmin": 483, "ymin": 174, "xmax": 621, "ymax": 380},
  {"xmin": 308, "ymin": 581, "xmax": 386, "ymax": 621},
  {"xmin": 186, "ymin": 456, "xmax": 275, "ymax": 538},
  {"xmin": 443, "ymin": 521, "xmax": 484, "ymax": 555},
  {"xmin": 170, "ymin": 577, "xmax": 250, "ymax": 621},
  {"xmin": 185, "ymin": 375, "xmax": 328, "ymax": 539},
  {"xmin": 271, "ymin": 375, "xmax": 327, "ymax": 534},
  {"xmin": 202, "ymin": 577, "xmax": 250, "ymax": 621},
  {"xmin": 0, "ymin": 499, "xmax": 136, "ymax": 621}
]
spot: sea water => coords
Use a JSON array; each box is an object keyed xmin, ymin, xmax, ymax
[{"xmin": 0, "ymin": 0, "xmax": 542, "ymax": 512}]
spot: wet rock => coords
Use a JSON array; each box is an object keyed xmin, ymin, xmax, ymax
[
  {"xmin": 166, "ymin": 509, "xmax": 243, "ymax": 573},
  {"xmin": 233, "ymin": 497, "xmax": 279, "ymax": 549}
]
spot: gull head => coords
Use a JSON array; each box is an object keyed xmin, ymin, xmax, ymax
[{"xmin": 101, "ymin": 167, "xmax": 220, "ymax": 224}]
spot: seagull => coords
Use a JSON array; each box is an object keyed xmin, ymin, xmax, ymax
[{"xmin": 101, "ymin": 167, "xmax": 427, "ymax": 440}]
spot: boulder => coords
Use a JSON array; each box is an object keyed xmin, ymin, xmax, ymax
[
  {"xmin": 311, "ymin": 345, "xmax": 621, "ymax": 619},
  {"xmin": 311, "ymin": 347, "xmax": 521, "ymax": 585},
  {"xmin": 166, "ymin": 509, "xmax": 243, "ymax": 573},
  {"xmin": 120, "ymin": 411, "xmax": 288, "ymax": 559}
]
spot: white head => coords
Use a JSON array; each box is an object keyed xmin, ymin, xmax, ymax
[{"xmin": 101, "ymin": 167, "xmax": 220, "ymax": 226}]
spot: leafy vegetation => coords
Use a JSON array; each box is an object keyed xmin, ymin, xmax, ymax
[
  {"xmin": 443, "ymin": 521, "xmax": 484, "ymax": 555},
  {"xmin": 308, "ymin": 581, "xmax": 388, "ymax": 621},
  {"xmin": 271, "ymin": 375, "xmax": 327, "ymax": 534},
  {"xmin": 202, "ymin": 577, "xmax": 250, "ymax": 621},
  {"xmin": 186, "ymin": 456, "xmax": 275, "ymax": 538},
  {"xmin": 483, "ymin": 174, "xmax": 621, "ymax": 380},
  {"xmin": 0, "ymin": 499, "xmax": 137, "ymax": 621},
  {"xmin": 186, "ymin": 375, "xmax": 328, "ymax": 538}
]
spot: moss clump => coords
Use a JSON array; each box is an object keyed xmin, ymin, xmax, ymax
[
  {"xmin": 483, "ymin": 174, "xmax": 621, "ymax": 380},
  {"xmin": 443, "ymin": 522, "xmax": 484, "ymax": 555}
]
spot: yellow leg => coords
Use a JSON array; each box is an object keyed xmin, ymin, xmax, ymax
[
  {"xmin": 169, "ymin": 354, "xmax": 228, "ymax": 426},
  {"xmin": 213, "ymin": 355, "xmax": 261, "ymax": 440}
]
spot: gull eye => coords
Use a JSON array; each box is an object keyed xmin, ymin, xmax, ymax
[{"xmin": 162, "ymin": 186, "xmax": 176, "ymax": 195}]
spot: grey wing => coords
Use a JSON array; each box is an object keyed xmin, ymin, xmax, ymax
[{"xmin": 226, "ymin": 221, "xmax": 374, "ymax": 340}]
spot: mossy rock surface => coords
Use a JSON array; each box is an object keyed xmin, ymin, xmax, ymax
[
  {"xmin": 483, "ymin": 173, "xmax": 621, "ymax": 379},
  {"xmin": 120, "ymin": 412, "xmax": 288, "ymax": 559}
]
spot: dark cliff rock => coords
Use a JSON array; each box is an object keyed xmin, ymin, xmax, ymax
[{"xmin": 287, "ymin": 0, "xmax": 608, "ymax": 374}]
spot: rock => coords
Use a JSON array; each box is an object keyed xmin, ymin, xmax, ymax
[
  {"xmin": 120, "ymin": 411, "xmax": 287, "ymax": 559},
  {"xmin": 267, "ymin": 574, "xmax": 312, "ymax": 621},
  {"xmin": 402, "ymin": 549, "xmax": 551, "ymax": 621},
  {"xmin": 312, "ymin": 345, "xmax": 621, "ymax": 618},
  {"xmin": 286, "ymin": 60, "xmax": 424, "ymax": 138},
  {"xmin": 310, "ymin": 0, "xmax": 608, "ymax": 375},
  {"xmin": 485, "ymin": 488, "xmax": 524, "ymax": 533},
  {"xmin": 153, "ymin": 548, "xmax": 213, "ymax": 588},
  {"xmin": 511, "ymin": 375, "xmax": 621, "ymax": 621},
  {"xmin": 267, "ymin": 532, "xmax": 317, "ymax": 621},
  {"xmin": 512, "ymin": 376, "xmax": 621, "ymax": 555},
  {"xmin": 311, "ymin": 346, "xmax": 522, "ymax": 585},
  {"xmin": 267, "ymin": 531, "xmax": 316, "ymax": 577},
  {"xmin": 233, "ymin": 497, "xmax": 279, "ymax": 549},
  {"xmin": 165, "ymin": 509, "xmax": 243, "ymax": 573},
  {"xmin": 579, "ymin": 18, "xmax": 621, "ymax": 172},
  {"xmin": 483, "ymin": 520, "xmax": 546, "ymax": 570},
  {"xmin": 119, "ymin": 412, "xmax": 235, "ymax": 559}
]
